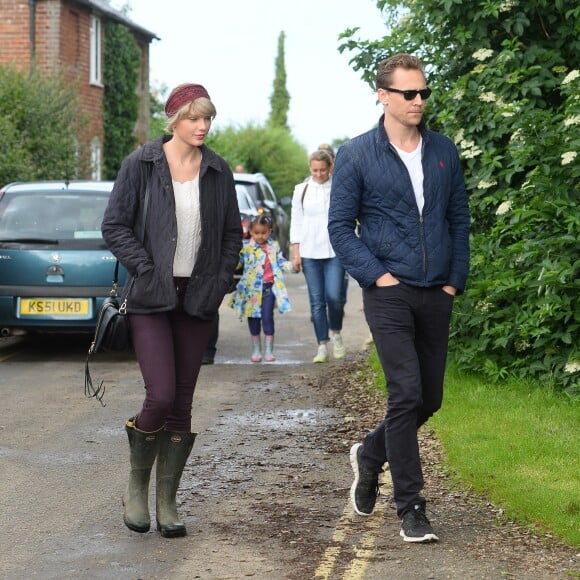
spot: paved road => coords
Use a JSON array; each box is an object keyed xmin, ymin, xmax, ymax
[
  {"xmin": 0, "ymin": 273, "xmax": 373, "ymax": 579},
  {"xmin": 2, "ymin": 274, "xmax": 575, "ymax": 579}
]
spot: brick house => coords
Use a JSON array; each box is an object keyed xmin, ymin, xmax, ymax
[{"xmin": 0, "ymin": 0, "xmax": 157, "ymax": 179}]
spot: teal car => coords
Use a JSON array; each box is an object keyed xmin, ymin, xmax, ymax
[{"xmin": 0, "ymin": 181, "xmax": 126, "ymax": 336}]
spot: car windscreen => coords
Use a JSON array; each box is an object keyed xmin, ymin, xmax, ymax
[
  {"xmin": 0, "ymin": 191, "xmax": 109, "ymax": 244},
  {"xmin": 235, "ymin": 181, "xmax": 260, "ymax": 205},
  {"xmin": 235, "ymin": 184, "xmax": 256, "ymax": 212}
]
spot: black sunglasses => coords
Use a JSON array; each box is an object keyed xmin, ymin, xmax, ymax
[{"xmin": 383, "ymin": 87, "xmax": 432, "ymax": 101}]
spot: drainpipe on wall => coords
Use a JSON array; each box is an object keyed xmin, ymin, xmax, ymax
[{"xmin": 29, "ymin": 0, "xmax": 37, "ymax": 70}]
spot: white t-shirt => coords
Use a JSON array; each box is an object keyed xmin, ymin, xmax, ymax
[
  {"xmin": 393, "ymin": 137, "xmax": 424, "ymax": 215},
  {"xmin": 289, "ymin": 176, "xmax": 336, "ymax": 259},
  {"xmin": 172, "ymin": 177, "xmax": 201, "ymax": 277}
]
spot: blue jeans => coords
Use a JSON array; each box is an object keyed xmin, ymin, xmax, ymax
[{"xmin": 301, "ymin": 257, "xmax": 346, "ymax": 343}]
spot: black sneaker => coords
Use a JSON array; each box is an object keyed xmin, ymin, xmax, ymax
[
  {"xmin": 349, "ymin": 443, "xmax": 380, "ymax": 516},
  {"xmin": 400, "ymin": 503, "xmax": 439, "ymax": 542}
]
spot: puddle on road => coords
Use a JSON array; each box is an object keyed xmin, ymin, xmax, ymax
[
  {"xmin": 227, "ymin": 407, "xmax": 335, "ymax": 430},
  {"xmin": 212, "ymin": 340, "xmax": 309, "ymax": 365},
  {"xmin": 185, "ymin": 406, "xmax": 339, "ymax": 492},
  {"xmin": 217, "ymin": 357, "xmax": 304, "ymax": 365}
]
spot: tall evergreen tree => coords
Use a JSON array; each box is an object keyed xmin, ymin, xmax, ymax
[{"xmin": 268, "ymin": 31, "xmax": 290, "ymax": 130}]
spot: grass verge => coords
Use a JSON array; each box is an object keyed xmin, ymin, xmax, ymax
[{"xmin": 368, "ymin": 349, "xmax": 579, "ymax": 547}]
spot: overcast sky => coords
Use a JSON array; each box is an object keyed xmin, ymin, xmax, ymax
[{"xmin": 116, "ymin": 0, "xmax": 388, "ymax": 153}]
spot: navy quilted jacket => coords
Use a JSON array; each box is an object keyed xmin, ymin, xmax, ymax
[
  {"xmin": 101, "ymin": 135, "xmax": 242, "ymax": 318},
  {"xmin": 328, "ymin": 116, "xmax": 470, "ymax": 292}
]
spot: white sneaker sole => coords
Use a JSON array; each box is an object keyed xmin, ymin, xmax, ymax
[
  {"xmin": 349, "ymin": 443, "xmax": 373, "ymax": 516},
  {"xmin": 400, "ymin": 529, "xmax": 439, "ymax": 543}
]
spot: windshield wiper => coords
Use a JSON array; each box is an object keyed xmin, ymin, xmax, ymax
[{"xmin": 0, "ymin": 238, "xmax": 60, "ymax": 244}]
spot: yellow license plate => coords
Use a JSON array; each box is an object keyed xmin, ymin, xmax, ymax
[{"xmin": 19, "ymin": 298, "xmax": 90, "ymax": 317}]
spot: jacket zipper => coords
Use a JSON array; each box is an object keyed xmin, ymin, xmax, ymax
[
  {"xmin": 419, "ymin": 140, "xmax": 428, "ymax": 281},
  {"xmin": 419, "ymin": 214, "xmax": 427, "ymax": 279}
]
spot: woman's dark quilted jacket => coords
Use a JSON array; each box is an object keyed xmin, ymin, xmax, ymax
[{"xmin": 102, "ymin": 135, "xmax": 242, "ymax": 319}]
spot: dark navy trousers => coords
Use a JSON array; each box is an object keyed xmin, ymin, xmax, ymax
[
  {"xmin": 248, "ymin": 282, "xmax": 276, "ymax": 336},
  {"xmin": 360, "ymin": 282, "xmax": 454, "ymax": 516}
]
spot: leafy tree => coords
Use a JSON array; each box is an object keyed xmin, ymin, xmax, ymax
[
  {"xmin": 207, "ymin": 124, "xmax": 307, "ymax": 200},
  {"xmin": 0, "ymin": 66, "xmax": 88, "ymax": 185},
  {"xmin": 268, "ymin": 31, "xmax": 291, "ymax": 130},
  {"xmin": 102, "ymin": 20, "xmax": 140, "ymax": 179},
  {"xmin": 205, "ymin": 31, "xmax": 304, "ymax": 198},
  {"xmin": 149, "ymin": 84, "xmax": 168, "ymax": 139},
  {"xmin": 339, "ymin": 0, "xmax": 579, "ymax": 393}
]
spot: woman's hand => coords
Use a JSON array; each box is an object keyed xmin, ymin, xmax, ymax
[
  {"xmin": 292, "ymin": 255, "xmax": 302, "ymax": 272},
  {"xmin": 291, "ymin": 243, "xmax": 301, "ymax": 272}
]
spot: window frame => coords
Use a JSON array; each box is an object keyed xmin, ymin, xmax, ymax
[{"xmin": 89, "ymin": 15, "xmax": 102, "ymax": 86}]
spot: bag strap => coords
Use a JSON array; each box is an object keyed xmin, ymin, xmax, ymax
[
  {"xmin": 140, "ymin": 163, "xmax": 152, "ymax": 238},
  {"xmin": 110, "ymin": 163, "xmax": 152, "ymax": 297},
  {"xmin": 85, "ymin": 163, "xmax": 153, "ymax": 407},
  {"xmin": 301, "ymin": 183, "xmax": 308, "ymax": 207}
]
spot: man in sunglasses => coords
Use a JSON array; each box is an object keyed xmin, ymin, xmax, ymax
[{"xmin": 328, "ymin": 53, "xmax": 470, "ymax": 543}]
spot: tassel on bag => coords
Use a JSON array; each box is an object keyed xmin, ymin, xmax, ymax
[
  {"xmin": 84, "ymin": 163, "xmax": 151, "ymax": 406},
  {"xmin": 85, "ymin": 359, "xmax": 106, "ymax": 406},
  {"xmin": 84, "ymin": 281, "xmax": 130, "ymax": 407}
]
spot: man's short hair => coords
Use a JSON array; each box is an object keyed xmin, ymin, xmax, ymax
[{"xmin": 376, "ymin": 54, "xmax": 425, "ymax": 90}]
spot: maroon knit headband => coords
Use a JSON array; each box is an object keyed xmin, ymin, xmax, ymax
[{"xmin": 164, "ymin": 83, "xmax": 211, "ymax": 117}]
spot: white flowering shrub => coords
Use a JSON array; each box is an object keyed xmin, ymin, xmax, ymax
[{"xmin": 340, "ymin": 0, "xmax": 579, "ymax": 394}]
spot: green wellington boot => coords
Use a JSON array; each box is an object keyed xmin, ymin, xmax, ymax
[
  {"xmin": 123, "ymin": 417, "xmax": 162, "ymax": 533},
  {"xmin": 155, "ymin": 430, "xmax": 196, "ymax": 538}
]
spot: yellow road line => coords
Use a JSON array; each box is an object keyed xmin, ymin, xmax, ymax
[
  {"xmin": 315, "ymin": 471, "xmax": 391, "ymax": 580},
  {"xmin": 314, "ymin": 504, "xmax": 352, "ymax": 579},
  {"xmin": 342, "ymin": 499, "xmax": 386, "ymax": 580}
]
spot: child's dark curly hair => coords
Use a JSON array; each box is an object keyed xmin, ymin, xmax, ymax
[{"xmin": 249, "ymin": 214, "xmax": 273, "ymax": 229}]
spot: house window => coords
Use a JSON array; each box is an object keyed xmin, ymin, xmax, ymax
[
  {"xmin": 89, "ymin": 15, "xmax": 102, "ymax": 85},
  {"xmin": 90, "ymin": 137, "xmax": 102, "ymax": 180}
]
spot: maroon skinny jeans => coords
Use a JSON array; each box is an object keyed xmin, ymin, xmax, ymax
[{"xmin": 128, "ymin": 282, "xmax": 212, "ymax": 432}]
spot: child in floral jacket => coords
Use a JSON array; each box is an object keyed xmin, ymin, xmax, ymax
[{"xmin": 228, "ymin": 214, "xmax": 292, "ymax": 362}]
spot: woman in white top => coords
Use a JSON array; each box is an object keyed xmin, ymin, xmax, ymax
[
  {"xmin": 102, "ymin": 83, "xmax": 241, "ymax": 539},
  {"xmin": 290, "ymin": 149, "xmax": 346, "ymax": 363}
]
